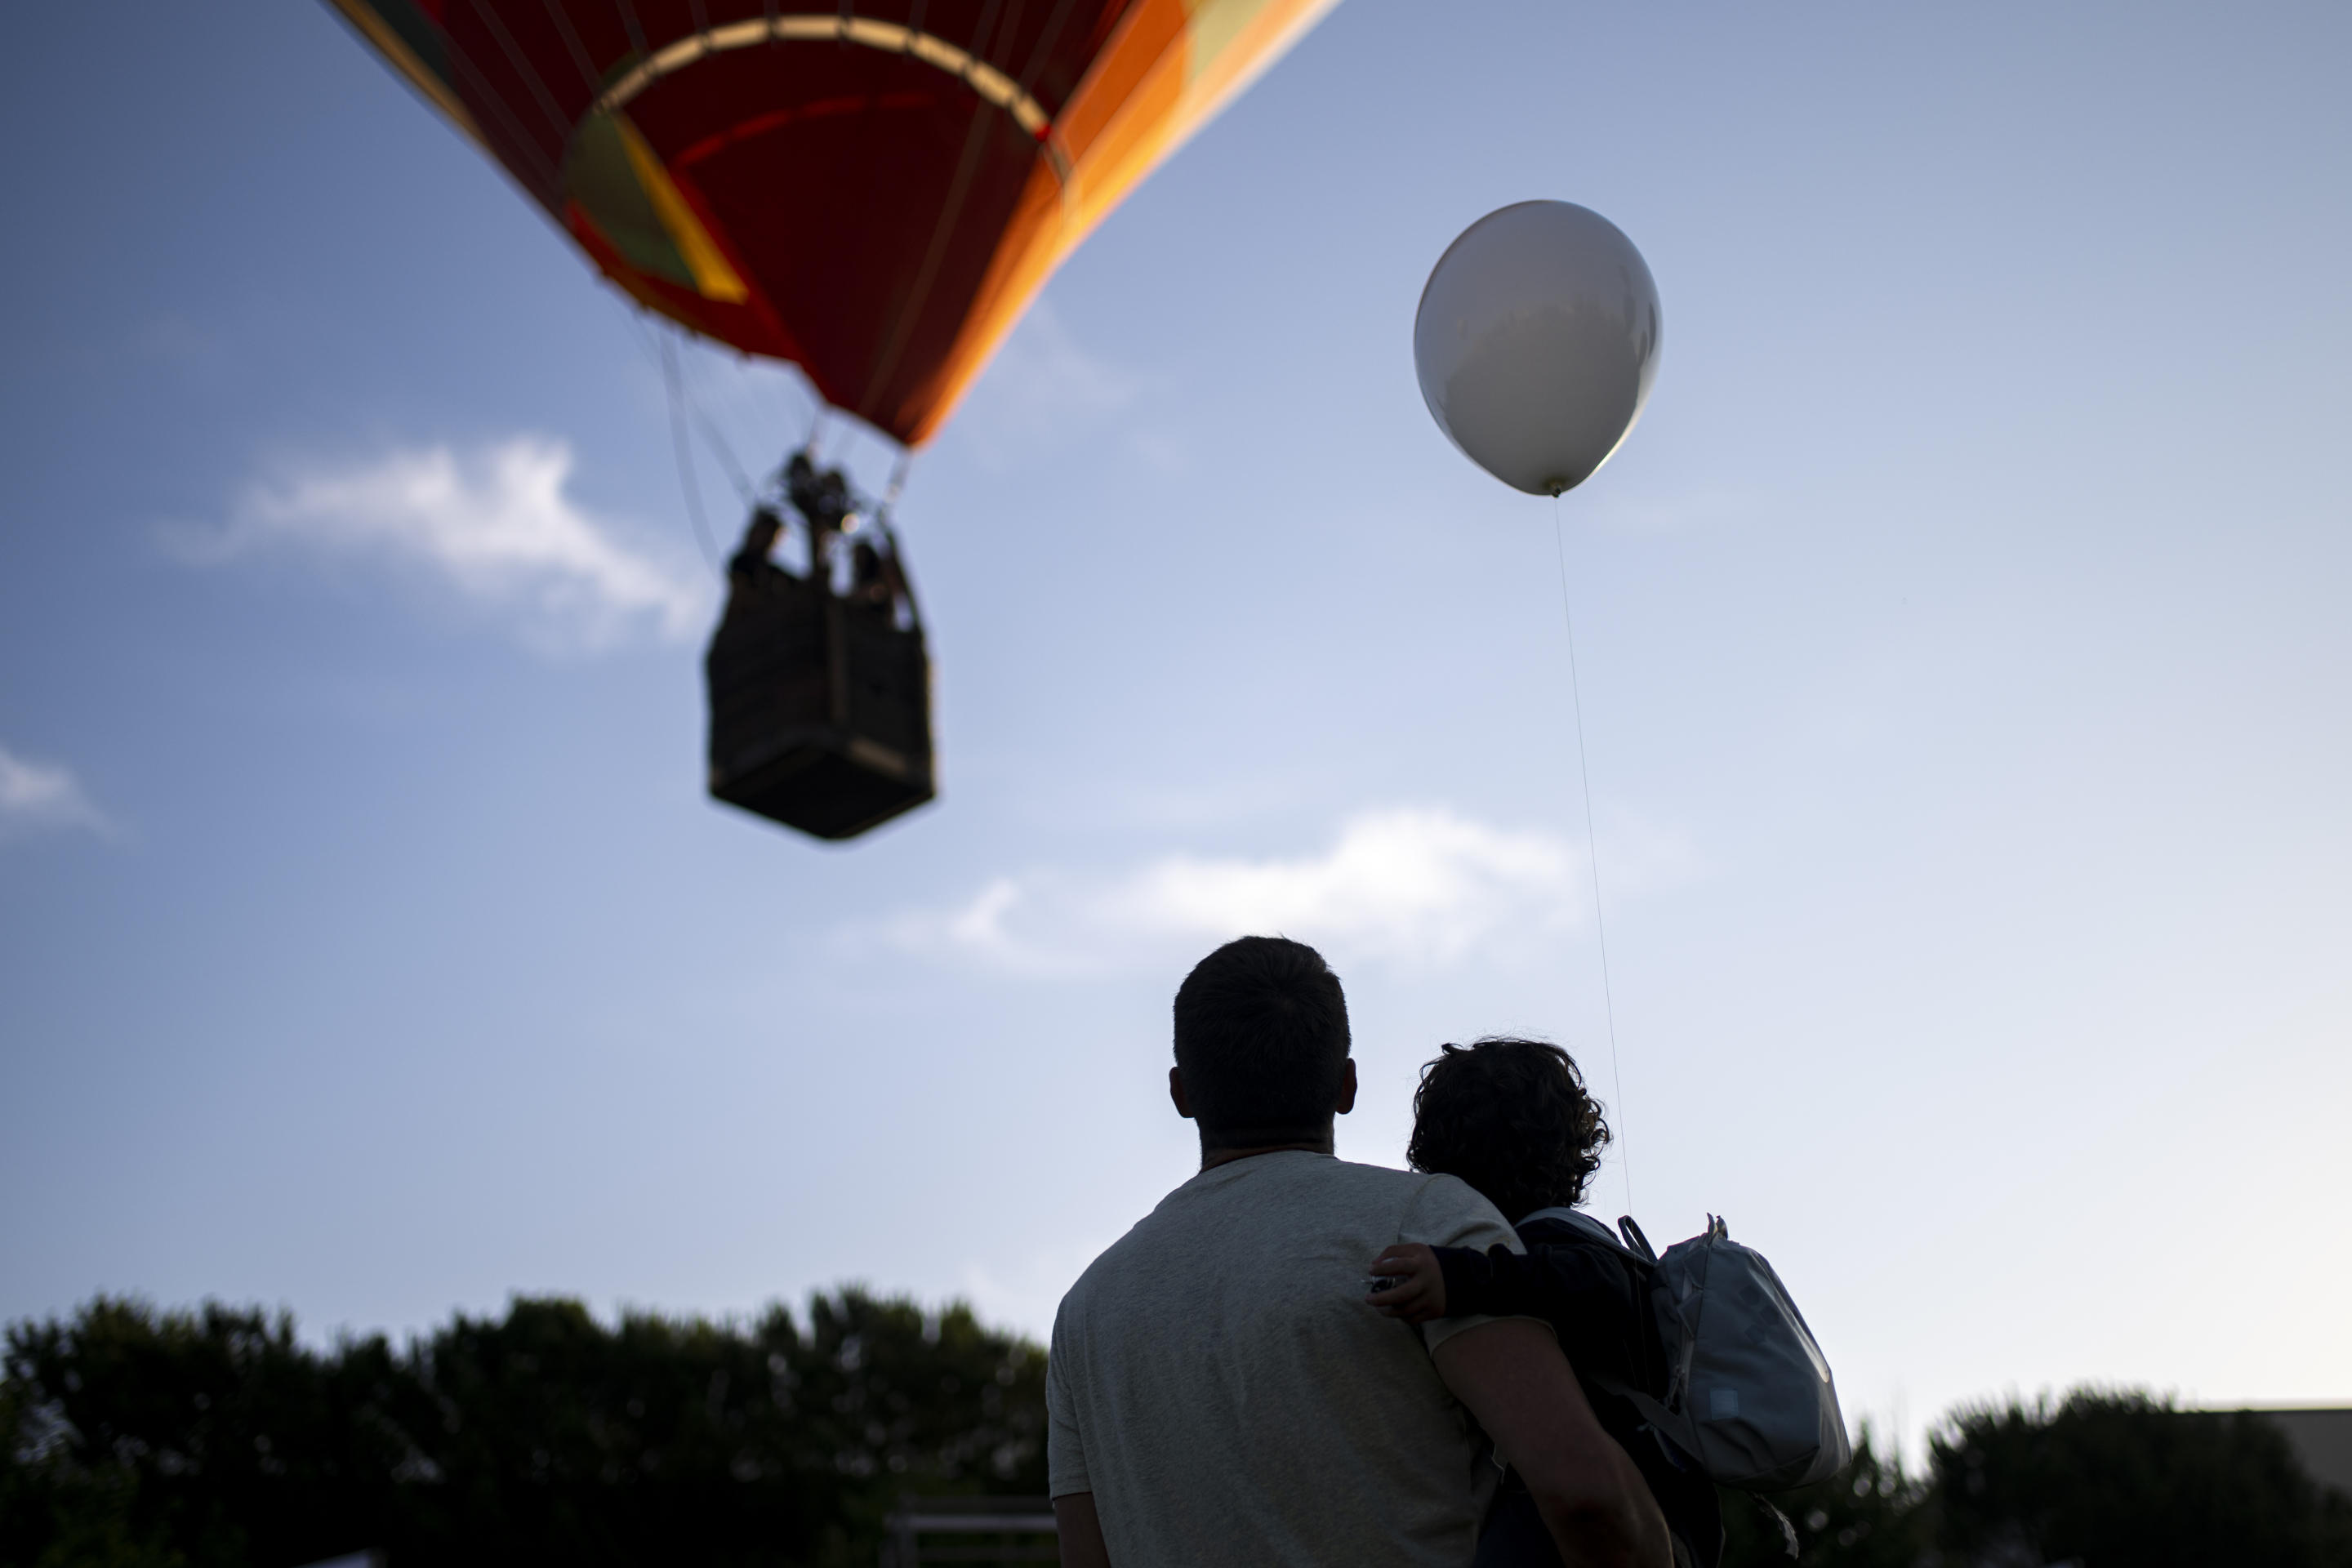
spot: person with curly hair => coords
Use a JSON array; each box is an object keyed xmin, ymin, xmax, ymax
[{"xmin": 1367, "ymin": 1039, "xmax": 1723, "ymax": 1568}]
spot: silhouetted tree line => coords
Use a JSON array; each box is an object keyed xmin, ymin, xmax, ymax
[
  {"xmin": 1719, "ymin": 1390, "xmax": 2352, "ymax": 1568},
  {"xmin": 1, "ymin": 1292, "xmax": 1045, "ymax": 1568},
  {"xmin": 6, "ymin": 1296, "xmax": 2349, "ymax": 1567}
]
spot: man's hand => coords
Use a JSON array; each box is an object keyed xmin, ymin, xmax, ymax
[
  {"xmin": 1052, "ymin": 1492, "xmax": 1111, "ymax": 1568},
  {"xmin": 1365, "ymin": 1244, "xmax": 1447, "ymax": 1323}
]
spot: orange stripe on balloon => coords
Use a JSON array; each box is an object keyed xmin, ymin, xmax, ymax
[
  {"xmin": 902, "ymin": 0, "xmax": 1336, "ymax": 445},
  {"xmin": 323, "ymin": 0, "xmax": 486, "ymax": 150}
]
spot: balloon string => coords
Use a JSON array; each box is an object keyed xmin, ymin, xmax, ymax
[{"xmin": 1554, "ymin": 495, "xmax": 1632, "ymax": 1218}]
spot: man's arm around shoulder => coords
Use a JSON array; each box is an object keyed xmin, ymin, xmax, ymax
[{"xmin": 1432, "ymin": 1318, "xmax": 1672, "ymax": 1568}]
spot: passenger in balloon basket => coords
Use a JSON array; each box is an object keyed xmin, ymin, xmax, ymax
[
  {"xmin": 725, "ymin": 451, "xmax": 855, "ymax": 593},
  {"xmin": 849, "ymin": 537, "xmax": 905, "ymax": 623},
  {"xmin": 727, "ymin": 506, "xmax": 790, "ymax": 591},
  {"xmin": 784, "ymin": 451, "xmax": 853, "ymax": 572},
  {"xmin": 1367, "ymin": 1041, "xmax": 1723, "ymax": 1568}
]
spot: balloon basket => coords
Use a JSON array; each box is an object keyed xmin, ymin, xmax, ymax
[{"xmin": 705, "ymin": 574, "xmax": 934, "ymax": 841}]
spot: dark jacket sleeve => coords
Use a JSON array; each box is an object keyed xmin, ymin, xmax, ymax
[
  {"xmin": 1438, "ymin": 1235, "xmax": 1658, "ymax": 1403},
  {"xmin": 1433, "ymin": 1241, "xmax": 1637, "ymax": 1323}
]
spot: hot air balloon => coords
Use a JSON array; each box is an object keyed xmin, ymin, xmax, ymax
[{"xmin": 326, "ymin": 0, "xmax": 1337, "ymax": 838}]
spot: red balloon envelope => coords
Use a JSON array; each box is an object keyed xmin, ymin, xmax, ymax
[{"xmin": 328, "ymin": 0, "xmax": 1336, "ymax": 446}]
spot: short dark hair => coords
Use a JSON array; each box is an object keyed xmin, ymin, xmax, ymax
[
  {"xmin": 1172, "ymin": 937, "xmax": 1350, "ymax": 1144},
  {"xmin": 1406, "ymin": 1039, "xmax": 1611, "ymax": 1222}
]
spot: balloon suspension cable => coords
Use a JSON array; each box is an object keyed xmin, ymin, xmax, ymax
[
  {"xmin": 877, "ymin": 451, "xmax": 913, "ymax": 523},
  {"xmin": 804, "ymin": 404, "xmax": 831, "ymax": 464},
  {"xmin": 871, "ymin": 451, "xmax": 922, "ymax": 629},
  {"xmin": 780, "ymin": 368, "xmax": 817, "ymax": 468},
  {"xmin": 1554, "ymin": 495, "xmax": 1632, "ymax": 1217},
  {"xmin": 675, "ymin": 345, "xmax": 755, "ymax": 504},
  {"xmin": 658, "ymin": 331, "xmax": 724, "ymax": 578}
]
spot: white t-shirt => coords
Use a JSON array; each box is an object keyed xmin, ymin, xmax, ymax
[{"xmin": 1046, "ymin": 1150, "xmax": 1525, "ymax": 1568}]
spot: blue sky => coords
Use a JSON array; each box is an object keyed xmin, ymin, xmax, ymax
[{"xmin": 5, "ymin": 0, "xmax": 2350, "ymax": 1452}]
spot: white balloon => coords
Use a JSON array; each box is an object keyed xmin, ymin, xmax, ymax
[{"xmin": 1414, "ymin": 201, "xmax": 1663, "ymax": 497}]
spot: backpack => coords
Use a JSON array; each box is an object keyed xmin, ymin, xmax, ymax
[{"xmin": 1608, "ymin": 1214, "xmax": 1852, "ymax": 1493}]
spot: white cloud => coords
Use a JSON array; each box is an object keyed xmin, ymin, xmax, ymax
[
  {"xmin": 876, "ymin": 806, "xmax": 1701, "ymax": 976},
  {"xmin": 193, "ymin": 438, "xmax": 710, "ymax": 653},
  {"xmin": 0, "ymin": 745, "xmax": 114, "ymax": 841},
  {"xmin": 1117, "ymin": 808, "xmax": 1581, "ymax": 964}
]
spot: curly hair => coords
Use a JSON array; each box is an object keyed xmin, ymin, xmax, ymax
[{"xmin": 1405, "ymin": 1038, "xmax": 1611, "ymax": 1223}]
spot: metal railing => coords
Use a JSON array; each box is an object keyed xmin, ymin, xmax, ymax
[{"xmin": 880, "ymin": 1495, "xmax": 1059, "ymax": 1566}]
